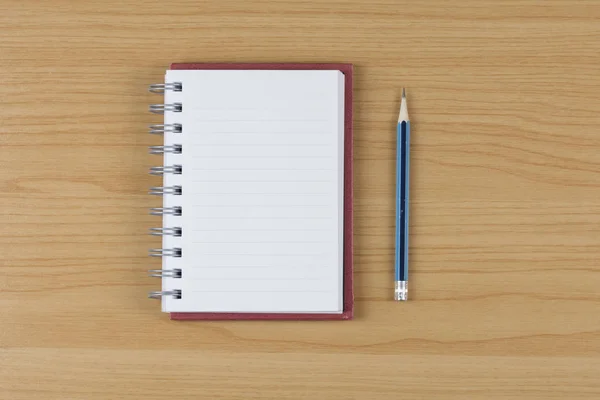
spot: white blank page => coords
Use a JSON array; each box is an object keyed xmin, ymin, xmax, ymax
[{"xmin": 163, "ymin": 69, "xmax": 345, "ymax": 313}]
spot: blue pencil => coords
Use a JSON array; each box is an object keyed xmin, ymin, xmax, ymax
[{"xmin": 395, "ymin": 88, "xmax": 410, "ymax": 301}]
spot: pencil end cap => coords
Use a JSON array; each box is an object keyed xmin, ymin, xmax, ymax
[{"xmin": 394, "ymin": 281, "xmax": 408, "ymax": 301}]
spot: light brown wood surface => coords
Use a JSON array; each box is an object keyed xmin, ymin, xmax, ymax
[{"xmin": 2, "ymin": 0, "xmax": 600, "ymax": 398}]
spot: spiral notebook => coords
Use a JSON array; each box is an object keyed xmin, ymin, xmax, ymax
[{"xmin": 148, "ymin": 63, "xmax": 353, "ymax": 320}]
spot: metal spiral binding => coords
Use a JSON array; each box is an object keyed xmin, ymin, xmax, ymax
[
  {"xmin": 148, "ymin": 290, "xmax": 182, "ymax": 299},
  {"xmin": 149, "ymin": 165, "xmax": 182, "ymax": 176},
  {"xmin": 149, "ymin": 227, "xmax": 182, "ymax": 236},
  {"xmin": 149, "ymin": 145, "xmax": 182, "ymax": 155},
  {"xmin": 148, "ymin": 81, "xmax": 184, "ymax": 302},
  {"xmin": 149, "ymin": 248, "xmax": 182, "ymax": 257},
  {"xmin": 149, "ymin": 103, "xmax": 182, "ymax": 114},
  {"xmin": 149, "ymin": 206, "xmax": 182, "ymax": 216},
  {"xmin": 149, "ymin": 124, "xmax": 182, "ymax": 134},
  {"xmin": 148, "ymin": 82, "xmax": 182, "ymax": 93},
  {"xmin": 148, "ymin": 269, "xmax": 182, "ymax": 278},
  {"xmin": 149, "ymin": 186, "xmax": 182, "ymax": 196}
]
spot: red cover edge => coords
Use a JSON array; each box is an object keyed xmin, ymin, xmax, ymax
[{"xmin": 168, "ymin": 63, "xmax": 354, "ymax": 321}]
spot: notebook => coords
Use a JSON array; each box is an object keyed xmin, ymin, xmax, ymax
[{"xmin": 147, "ymin": 63, "xmax": 353, "ymax": 320}]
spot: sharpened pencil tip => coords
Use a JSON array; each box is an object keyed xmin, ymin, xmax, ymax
[{"xmin": 398, "ymin": 89, "xmax": 409, "ymax": 122}]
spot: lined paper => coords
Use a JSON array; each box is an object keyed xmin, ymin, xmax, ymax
[{"xmin": 163, "ymin": 69, "xmax": 345, "ymax": 313}]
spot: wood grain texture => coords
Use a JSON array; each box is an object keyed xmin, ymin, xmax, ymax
[{"xmin": 1, "ymin": 0, "xmax": 600, "ymax": 398}]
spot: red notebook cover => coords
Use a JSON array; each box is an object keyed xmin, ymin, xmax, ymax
[{"xmin": 168, "ymin": 63, "xmax": 353, "ymax": 320}]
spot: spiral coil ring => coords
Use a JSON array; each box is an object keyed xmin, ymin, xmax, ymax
[
  {"xmin": 149, "ymin": 227, "xmax": 182, "ymax": 236},
  {"xmin": 149, "ymin": 165, "xmax": 182, "ymax": 176},
  {"xmin": 148, "ymin": 290, "xmax": 182, "ymax": 299},
  {"xmin": 149, "ymin": 248, "xmax": 182, "ymax": 258},
  {"xmin": 148, "ymin": 82, "xmax": 182, "ymax": 93},
  {"xmin": 149, "ymin": 207, "xmax": 182, "ymax": 216},
  {"xmin": 149, "ymin": 186, "xmax": 182, "ymax": 196},
  {"xmin": 149, "ymin": 124, "xmax": 182, "ymax": 134},
  {"xmin": 149, "ymin": 145, "xmax": 182, "ymax": 155},
  {"xmin": 149, "ymin": 103, "xmax": 182, "ymax": 114},
  {"xmin": 148, "ymin": 269, "xmax": 182, "ymax": 278}
]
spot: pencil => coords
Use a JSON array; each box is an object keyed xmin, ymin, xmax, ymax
[{"xmin": 395, "ymin": 88, "xmax": 410, "ymax": 301}]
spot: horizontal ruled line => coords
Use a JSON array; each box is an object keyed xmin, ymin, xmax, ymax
[
  {"xmin": 190, "ymin": 290, "xmax": 330, "ymax": 293},
  {"xmin": 188, "ymin": 205, "xmax": 330, "ymax": 207},
  {"xmin": 189, "ymin": 156, "xmax": 333, "ymax": 159},
  {"xmin": 187, "ymin": 217, "xmax": 333, "ymax": 220},
  {"xmin": 188, "ymin": 144, "xmax": 329, "ymax": 147},
  {"xmin": 187, "ymin": 241, "xmax": 328, "ymax": 244},
  {"xmin": 194, "ymin": 254, "xmax": 327, "ymax": 256},
  {"xmin": 183, "ymin": 266, "xmax": 324, "ymax": 268},
  {"xmin": 188, "ymin": 193, "xmax": 330, "ymax": 196},
  {"xmin": 188, "ymin": 131, "xmax": 330, "ymax": 136},
  {"xmin": 190, "ymin": 168, "xmax": 334, "ymax": 171},
  {"xmin": 187, "ymin": 194, "xmax": 331, "ymax": 196},
  {"xmin": 186, "ymin": 107, "xmax": 322, "ymax": 111},
  {"xmin": 190, "ymin": 229, "xmax": 329, "ymax": 232},
  {"xmin": 189, "ymin": 180, "xmax": 331, "ymax": 183},
  {"xmin": 187, "ymin": 278, "xmax": 323, "ymax": 281},
  {"xmin": 190, "ymin": 119, "xmax": 329, "ymax": 122}
]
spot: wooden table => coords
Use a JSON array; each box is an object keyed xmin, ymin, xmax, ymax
[{"xmin": 2, "ymin": 1, "xmax": 599, "ymax": 398}]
